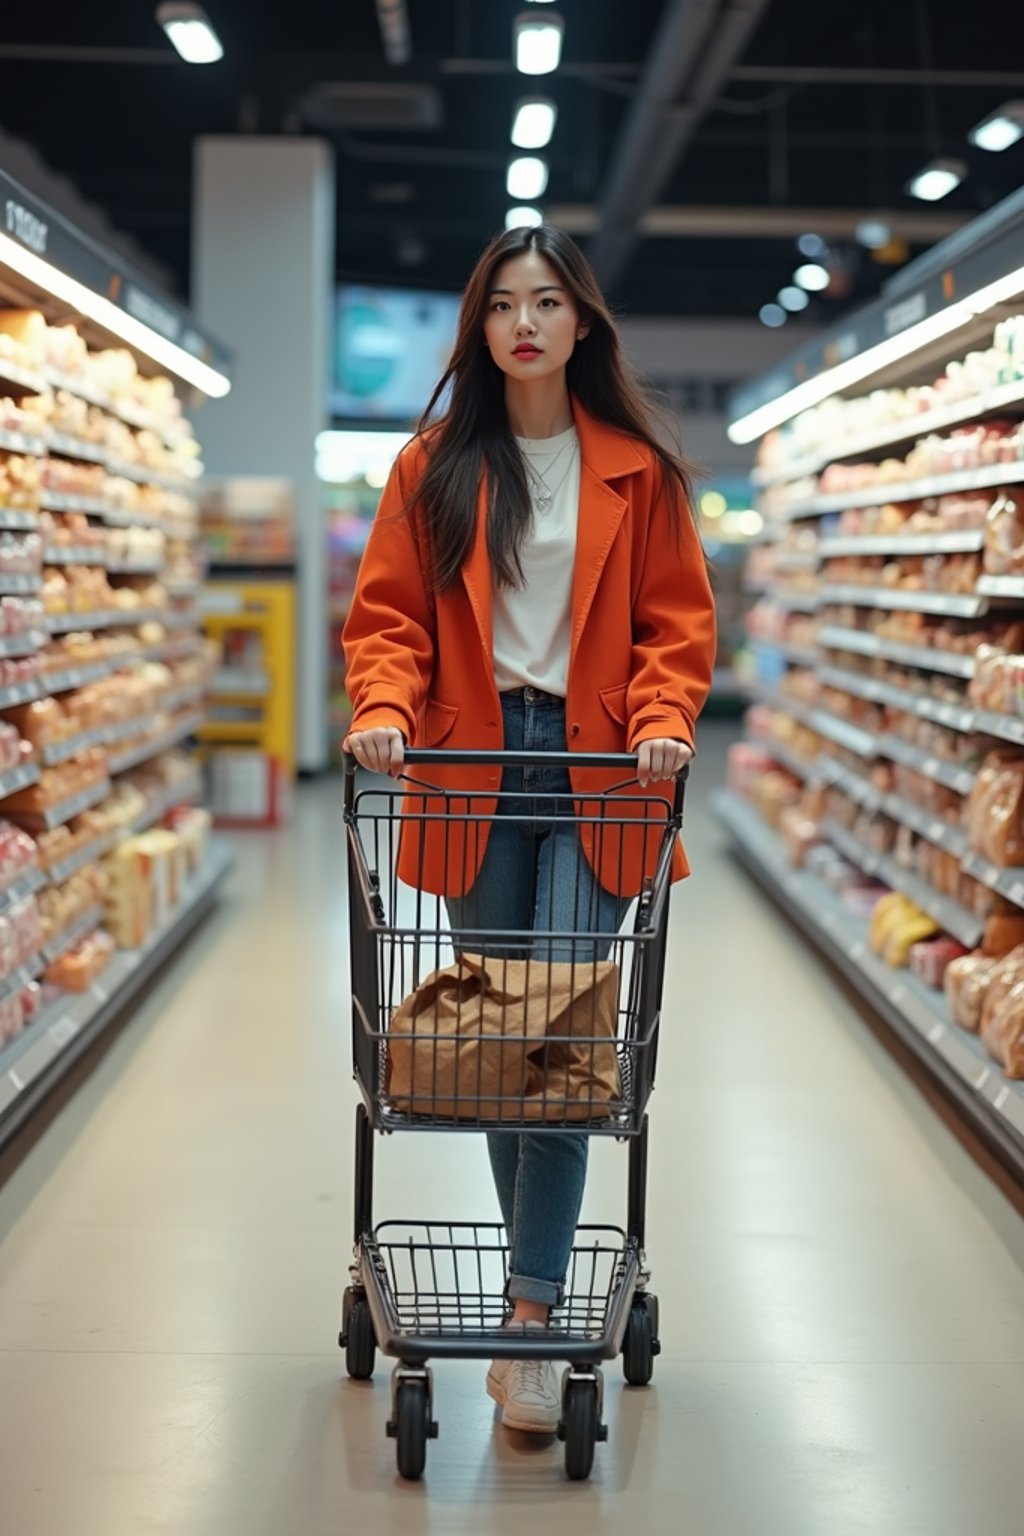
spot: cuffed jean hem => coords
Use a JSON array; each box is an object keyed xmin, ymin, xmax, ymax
[{"xmin": 507, "ymin": 1273, "xmax": 565, "ymax": 1307}]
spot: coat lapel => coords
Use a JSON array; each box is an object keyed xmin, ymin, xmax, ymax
[{"xmin": 571, "ymin": 403, "xmax": 646, "ymax": 654}]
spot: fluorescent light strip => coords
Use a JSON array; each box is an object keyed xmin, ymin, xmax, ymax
[
  {"xmin": 0, "ymin": 231, "xmax": 230, "ymax": 397},
  {"xmin": 727, "ymin": 261, "xmax": 1024, "ymax": 445}
]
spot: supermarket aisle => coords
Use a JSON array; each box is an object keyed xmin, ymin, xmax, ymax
[{"xmin": 2, "ymin": 723, "xmax": 1024, "ymax": 1535}]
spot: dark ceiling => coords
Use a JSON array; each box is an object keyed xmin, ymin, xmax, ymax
[{"xmin": 2, "ymin": 1, "xmax": 1024, "ymax": 322}]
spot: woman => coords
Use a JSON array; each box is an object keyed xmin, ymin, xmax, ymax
[{"xmin": 343, "ymin": 224, "xmax": 716, "ymax": 1434}]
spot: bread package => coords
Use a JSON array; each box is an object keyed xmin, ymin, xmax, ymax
[
  {"xmin": 944, "ymin": 952, "xmax": 998, "ymax": 1032},
  {"xmin": 967, "ymin": 751, "xmax": 1024, "ymax": 866},
  {"xmin": 979, "ymin": 946, "xmax": 1024, "ymax": 1049},
  {"xmin": 984, "ymin": 488, "xmax": 1024, "ymax": 576}
]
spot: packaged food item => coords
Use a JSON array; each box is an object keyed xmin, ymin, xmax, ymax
[
  {"xmin": 983, "ymin": 488, "xmax": 1024, "ymax": 575},
  {"xmin": 909, "ymin": 936, "xmax": 970, "ymax": 990},
  {"xmin": 44, "ymin": 928, "xmax": 114, "ymax": 991},
  {"xmin": 966, "ymin": 752, "xmax": 1024, "ymax": 866},
  {"xmin": 0, "ymin": 818, "xmax": 40, "ymax": 893},
  {"xmin": 945, "ymin": 952, "xmax": 999, "ymax": 1032},
  {"xmin": 982, "ymin": 911, "xmax": 1024, "ymax": 956}
]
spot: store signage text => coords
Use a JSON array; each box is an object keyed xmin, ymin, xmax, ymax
[
  {"xmin": 124, "ymin": 283, "xmax": 181, "ymax": 344},
  {"xmin": 884, "ymin": 292, "xmax": 927, "ymax": 337},
  {"xmin": 5, "ymin": 200, "xmax": 48, "ymax": 255}
]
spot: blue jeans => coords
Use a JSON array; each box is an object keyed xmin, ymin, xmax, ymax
[{"xmin": 446, "ymin": 688, "xmax": 628, "ymax": 1307}]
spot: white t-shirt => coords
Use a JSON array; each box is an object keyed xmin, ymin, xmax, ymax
[{"xmin": 492, "ymin": 424, "xmax": 580, "ymax": 697}]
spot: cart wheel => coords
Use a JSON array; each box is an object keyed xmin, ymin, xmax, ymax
[
  {"xmin": 395, "ymin": 1379, "xmax": 431, "ymax": 1481},
  {"xmin": 563, "ymin": 1379, "xmax": 599, "ymax": 1482},
  {"xmin": 343, "ymin": 1293, "xmax": 376, "ymax": 1381},
  {"xmin": 622, "ymin": 1295, "xmax": 657, "ymax": 1387}
]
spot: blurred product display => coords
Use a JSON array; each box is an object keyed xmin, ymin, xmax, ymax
[
  {"xmin": 0, "ymin": 171, "xmax": 231, "ymax": 1147},
  {"xmin": 718, "ymin": 190, "xmax": 1024, "ymax": 1177}
]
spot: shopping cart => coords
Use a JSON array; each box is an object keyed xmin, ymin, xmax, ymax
[{"xmin": 340, "ymin": 749, "xmax": 685, "ymax": 1481}]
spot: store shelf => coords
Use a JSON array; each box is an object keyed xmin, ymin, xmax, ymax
[
  {"xmin": 107, "ymin": 712, "xmax": 203, "ymax": 775},
  {"xmin": 0, "ymin": 866, "xmax": 46, "ymax": 918},
  {"xmin": 105, "ymin": 559, "xmax": 164, "ymax": 576},
  {"xmin": 767, "ymin": 590, "xmax": 820, "ymax": 613},
  {"xmin": 0, "ymin": 425, "xmax": 48, "ymax": 457},
  {"xmin": 45, "ymin": 832, "xmax": 117, "ymax": 889},
  {"xmin": 0, "ymin": 843, "xmax": 232, "ymax": 1144},
  {"xmin": 715, "ymin": 790, "xmax": 1024, "ymax": 1165},
  {"xmin": 818, "ymin": 625, "xmax": 977, "ymax": 679},
  {"xmin": 44, "ymin": 608, "xmax": 169, "ymax": 634},
  {"xmin": 9, "ymin": 776, "xmax": 111, "ymax": 831},
  {"xmin": 819, "ymin": 583, "xmax": 988, "ymax": 619},
  {"xmin": 977, "ymin": 575, "xmax": 1024, "ymax": 600},
  {"xmin": 818, "ymin": 756, "xmax": 883, "ymax": 810},
  {"xmin": 44, "ymin": 545, "xmax": 106, "ymax": 567},
  {"xmin": 961, "ymin": 852, "xmax": 1024, "ymax": 910},
  {"xmin": 0, "ymin": 506, "xmax": 39, "ymax": 532},
  {"xmin": 820, "ymin": 529, "xmax": 987, "ymax": 558},
  {"xmin": 808, "ymin": 708, "xmax": 877, "ymax": 757},
  {"xmin": 744, "ymin": 684, "xmax": 818, "ymax": 730},
  {"xmin": 881, "ymin": 793, "xmax": 969, "ymax": 859},
  {"xmin": 773, "ymin": 549, "xmax": 821, "ymax": 573},
  {"xmin": 754, "ymin": 381, "xmax": 1024, "ymax": 489},
  {"xmin": 41, "ymin": 657, "xmax": 131, "ymax": 694},
  {"xmin": 973, "ymin": 710, "xmax": 1024, "ymax": 747},
  {"xmin": 162, "ymin": 683, "xmax": 205, "ymax": 713},
  {"xmin": 0, "ymin": 679, "xmax": 40, "ymax": 709},
  {"xmin": 162, "ymin": 606, "xmax": 200, "ymax": 630},
  {"xmin": 0, "ymin": 761, "xmax": 41, "ymax": 802},
  {"xmin": 0, "ymin": 956, "xmax": 44, "ymax": 1010},
  {"xmin": 879, "ymin": 734, "xmax": 976, "ymax": 795},
  {"xmin": 0, "ymin": 360, "xmax": 48, "ymax": 398},
  {"xmin": 43, "ymin": 368, "xmax": 196, "ymax": 453},
  {"xmin": 40, "ymin": 714, "xmax": 161, "ymax": 767},
  {"xmin": 40, "ymin": 492, "xmax": 115, "ymax": 516},
  {"xmin": 773, "ymin": 460, "xmax": 1024, "ymax": 520},
  {"xmin": 817, "ymin": 664, "xmax": 973, "ymax": 731},
  {"xmin": 47, "ymin": 430, "xmax": 109, "ymax": 466},
  {"xmin": 748, "ymin": 729, "xmax": 819, "ymax": 781},
  {"xmin": 0, "ymin": 573, "xmax": 42, "ymax": 596},
  {"xmin": 42, "ymin": 904, "xmax": 105, "ymax": 966}
]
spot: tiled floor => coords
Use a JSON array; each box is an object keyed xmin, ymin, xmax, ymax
[{"xmin": 1, "ymin": 722, "xmax": 1023, "ymax": 1534}]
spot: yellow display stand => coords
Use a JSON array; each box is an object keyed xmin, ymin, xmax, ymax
[{"xmin": 199, "ymin": 579, "xmax": 296, "ymax": 824}]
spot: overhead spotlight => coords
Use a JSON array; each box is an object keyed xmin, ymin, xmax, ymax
[
  {"xmin": 511, "ymin": 97, "xmax": 557, "ymax": 149},
  {"xmin": 507, "ymin": 156, "xmax": 549, "ymax": 200},
  {"xmin": 856, "ymin": 218, "xmax": 891, "ymax": 250},
  {"xmin": 506, "ymin": 206, "xmax": 544, "ymax": 230},
  {"xmin": 699, "ymin": 491, "xmax": 727, "ymax": 519},
  {"xmin": 778, "ymin": 286, "xmax": 810, "ymax": 312},
  {"xmin": 906, "ymin": 157, "xmax": 966, "ymax": 201},
  {"xmin": 514, "ymin": 11, "xmax": 564, "ymax": 75},
  {"xmin": 156, "ymin": 2, "xmax": 224, "ymax": 64},
  {"xmin": 797, "ymin": 233, "xmax": 828, "ymax": 259},
  {"xmin": 794, "ymin": 263, "xmax": 830, "ymax": 292},
  {"xmin": 969, "ymin": 102, "xmax": 1024, "ymax": 152},
  {"xmin": 759, "ymin": 303, "xmax": 787, "ymax": 329}
]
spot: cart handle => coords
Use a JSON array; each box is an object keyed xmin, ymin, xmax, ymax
[{"xmin": 343, "ymin": 749, "xmax": 688, "ymax": 814}]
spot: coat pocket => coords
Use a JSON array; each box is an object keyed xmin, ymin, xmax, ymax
[
  {"xmin": 598, "ymin": 682, "xmax": 629, "ymax": 726},
  {"xmin": 422, "ymin": 698, "xmax": 459, "ymax": 747}
]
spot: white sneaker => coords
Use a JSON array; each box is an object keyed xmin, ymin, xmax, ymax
[{"xmin": 486, "ymin": 1321, "xmax": 561, "ymax": 1434}]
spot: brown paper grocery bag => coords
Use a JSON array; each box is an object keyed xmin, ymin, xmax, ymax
[{"xmin": 386, "ymin": 954, "xmax": 621, "ymax": 1121}]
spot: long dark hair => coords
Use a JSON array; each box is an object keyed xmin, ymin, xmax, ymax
[{"xmin": 411, "ymin": 224, "xmax": 699, "ymax": 591}]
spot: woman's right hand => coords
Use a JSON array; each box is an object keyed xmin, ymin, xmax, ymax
[{"xmin": 343, "ymin": 727, "xmax": 406, "ymax": 778}]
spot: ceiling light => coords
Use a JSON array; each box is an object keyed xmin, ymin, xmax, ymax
[
  {"xmin": 968, "ymin": 102, "xmax": 1024, "ymax": 152},
  {"xmin": 727, "ymin": 258, "xmax": 1024, "ymax": 445},
  {"xmin": 778, "ymin": 286, "xmax": 810, "ymax": 312},
  {"xmin": 514, "ymin": 12, "xmax": 564, "ymax": 75},
  {"xmin": 906, "ymin": 157, "xmax": 966, "ymax": 202},
  {"xmin": 511, "ymin": 97, "xmax": 557, "ymax": 149},
  {"xmin": 506, "ymin": 206, "xmax": 544, "ymax": 230},
  {"xmin": 856, "ymin": 218, "xmax": 891, "ymax": 250},
  {"xmin": 759, "ymin": 303, "xmax": 787, "ymax": 328},
  {"xmin": 797, "ymin": 233, "xmax": 828, "ymax": 259},
  {"xmin": 157, "ymin": 3, "xmax": 224, "ymax": 64},
  {"xmin": 699, "ymin": 491, "xmax": 727, "ymax": 519},
  {"xmin": 0, "ymin": 229, "xmax": 230, "ymax": 397},
  {"xmin": 794, "ymin": 263, "xmax": 830, "ymax": 292},
  {"xmin": 507, "ymin": 156, "xmax": 549, "ymax": 200}
]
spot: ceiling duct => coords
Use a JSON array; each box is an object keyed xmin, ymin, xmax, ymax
[
  {"xmin": 302, "ymin": 82, "xmax": 442, "ymax": 132},
  {"xmin": 590, "ymin": 0, "xmax": 773, "ymax": 290}
]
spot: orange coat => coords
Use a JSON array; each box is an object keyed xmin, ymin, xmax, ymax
[{"xmin": 342, "ymin": 400, "xmax": 717, "ymax": 897}]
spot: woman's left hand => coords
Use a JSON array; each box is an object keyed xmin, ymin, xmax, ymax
[{"xmin": 635, "ymin": 737, "xmax": 693, "ymax": 786}]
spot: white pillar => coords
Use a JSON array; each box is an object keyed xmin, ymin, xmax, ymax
[{"xmin": 192, "ymin": 136, "xmax": 335, "ymax": 773}]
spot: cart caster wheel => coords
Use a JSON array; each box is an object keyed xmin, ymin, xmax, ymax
[
  {"xmin": 341, "ymin": 1289, "xmax": 376, "ymax": 1381},
  {"xmin": 622, "ymin": 1293, "xmax": 659, "ymax": 1387},
  {"xmin": 561, "ymin": 1378, "xmax": 600, "ymax": 1482},
  {"xmin": 392, "ymin": 1379, "xmax": 432, "ymax": 1481}
]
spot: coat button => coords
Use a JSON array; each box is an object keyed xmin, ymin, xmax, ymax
[{"xmin": 570, "ymin": 723, "xmax": 581, "ymax": 737}]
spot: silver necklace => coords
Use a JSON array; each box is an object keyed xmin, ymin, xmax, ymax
[{"xmin": 522, "ymin": 437, "xmax": 578, "ymax": 513}]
